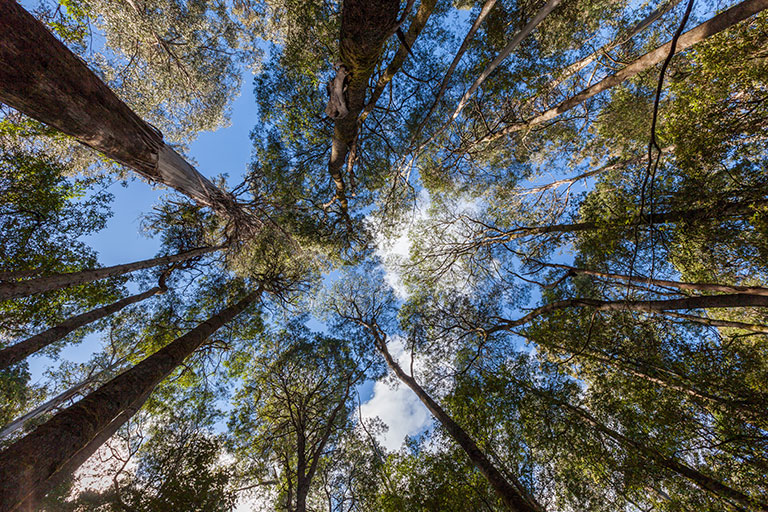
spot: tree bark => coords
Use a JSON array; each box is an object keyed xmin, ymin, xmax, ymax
[
  {"xmin": 327, "ymin": 0, "xmax": 401, "ymax": 215},
  {"xmin": 367, "ymin": 324, "xmax": 543, "ymax": 512},
  {"xmin": 410, "ymin": 0, "xmax": 499, "ymax": 144},
  {"xmin": 359, "ymin": 0, "xmax": 439, "ymax": 125},
  {"xmin": 546, "ymin": 262, "xmax": 768, "ymax": 297},
  {"xmin": 14, "ymin": 388, "xmax": 153, "ymax": 512},
  {"xmin": 480, "ymin": 0, "xmax": 768, "ymax": 143},
  {"xmin": 0, "ymin": 286, "xmax": 164, "ymax": 371},
  {"xmin": 0, "ymin": 246, "xmax": 216, "ymax": 301},
  {"xmin": 0, "ymin": 288, "xmax": 262, "ymax": 512},
  {"xmin": 0, "ymin": 0, "xmax": 259, "ymax": 232},
  {"xmin": 0, "ymin": 371, "xmax": 102, "ymax": 440}
]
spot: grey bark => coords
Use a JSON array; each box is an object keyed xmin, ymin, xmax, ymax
[{"xmin": 0, "ymin": 0, "xmax": 258, "ymax": 232}]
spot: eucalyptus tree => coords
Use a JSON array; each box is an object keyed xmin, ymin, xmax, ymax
[{"xmin": 228, "ymin": 324, "xmax": 372, "ymax": 512}]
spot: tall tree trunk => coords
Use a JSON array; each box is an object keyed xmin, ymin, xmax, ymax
[
  {"xmin": 478, "ymin": 198, "xmax": 766, "ymax": 246},
  {"xmin": 0, "ymin": 288, "xmax": 262, "ymax": 512},
  {"xmin": 366, "ymin": 324, "xmax": 543, "ymax": 512},
  {"xmin": 327, "ymin": 0, "xmax": 401, "ymax": 216},
  {"xmin": 489, "ymin": 293, "xmax": 768, "ymax": 333},
  {"xmin": 523, "ymin": 383, "xmax": 768, "ymax": 511},
  {"xmin": 410, "ymin": 0, "xmax": 499, "ymax": 144},
  {"xmin": 0, "ymin": 285, "xmax": 165, "ymax": 370},
  {"xmin": 15, "ymin": 388, "xmax": 153, "ymax": 512},
  {"xmin": 0, "ymin": 0, "xmax": 259, "ymax": 233},
  {"xmin": 545, "ymin": 262, "xmax": 768, "ymax": 297},
  {"xmin": 480, "ymin": 0, "xmax": 768, "ymax": 143},
  {"xmin": 359, "ymin": 0, "xmax": 439, "ymax": 125},
  {"xmin": 0, "ymin": 369, "xmax": 105, "ymax": 440},
  {"xmin": 0, "ymin": 246, "xmax": 215, "ymax": 301}
]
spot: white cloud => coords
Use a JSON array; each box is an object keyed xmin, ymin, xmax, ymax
[{"xmin": 359, "ymin": 337, "xmax": 432, "ymax": 451}]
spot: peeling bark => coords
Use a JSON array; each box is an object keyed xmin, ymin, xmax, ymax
[
  {"xmin": 327, "ymin": 0, "xmax": 400, "ymax": 215},
  {"xmin": 0, "ymin": 289, "xmax": 262, "ymax": 512},
  {"xmin": 0, "ymin": 0, "xmax": 259, "ymax": 233}
]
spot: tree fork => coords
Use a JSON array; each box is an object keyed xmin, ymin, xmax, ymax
[
  {"xmin": 0, "ymin": 246, "xmax": 216, "ymax": 301},
  {"xmin": 0, "ymin": 288, "xmax": 262, "ymax": 512}
]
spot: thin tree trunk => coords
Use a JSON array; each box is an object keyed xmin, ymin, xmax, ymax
[
  {"xmin": 546, "ymin": 262, "xmax": 768, "ymax": 297},
  {"xmin": 0, "ymin": 288, "xmax": 262, "ymax": 512},
  {"xmin": 410, "ymin": 0, "xmax": 499, "ymax": 144},
  {"xmin": 446, "ymin": 0, "xmax": 563, "ymax": 126},
  {"xmin": 523, "ymin": 383, "xmax": 768, "ymax": 511},
  {"xmin": 489, "ymin": 293, "xmax": 768, "ymax": 334},
  {"xmin": 0, "ymin": 0, "xmax": 259, "ymax": 233},
  {"xmin": 366, "ymin": 324, "xmax": 543, "ymax": 512},
  {"xmin": 0, "ymin": 246, "xmax": 215, "ymax": 301},
  {"xmin": 0, "ymin": 286, "xmax": 164, "ymax": 370},
  {"xmin": 476, "ymin": 198, "xmax": 766, "ymax": 247},
  {"xmin": 359, "ymin": 0, "xmax": 438, "ymax": 125},
  {"xmin": 661, "ymin": 310, "xmax": 768, "ymax": 334},
  {"xmin": 537, "ymin": 0, "xmax": 682, "ymax": 97},
  {"xmin": 480, "ymin": 0, "xmax": 768, "ymax": 143},
  {"xmin": 327, "ymin": 0, "xmax": 401, "ymax": 216},
  {"xmin": 14, "ymin": 388, "xmax": 153, "ymax": 512}
]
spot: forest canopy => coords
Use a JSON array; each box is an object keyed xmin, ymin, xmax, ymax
[{"xmin": 1, "ymin": 0, "xmax": 768, "ymax": 510}]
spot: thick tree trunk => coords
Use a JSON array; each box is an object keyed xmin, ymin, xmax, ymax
[
  {"xmin": 327, "ymin": 0, "xmax": 401, "ymax": 215},
  {"xmin": 0, "ymin": 0, "xmax": 258, "ymax": 232},
  {"xmin": 0, "ymin": 246, "xmax": 215, "ymax": 301},
  {"xmin": 0, "ymin": 286, "xmax": 164, "ymax": 371},
  {"xmin": 530, "ymin": 386, "xmax": 768, "ymax": 511},
  {"xmin": 0, "ymin": 289, "xmax": 262, "ymax": 512},
  {"xmin": 481, "ymin": 0, "xmax": 768, "ymax": 143},
  {"xmin": 14, "ymin": 388, "xmax": 153, "ymax": 512},
  {"xmin": 368, "ymin": 326, "xmax": 543, "ymax": 512},
  {"xmin": 0, "ymin": 371, "xmax": 103, "ymax": 440}
]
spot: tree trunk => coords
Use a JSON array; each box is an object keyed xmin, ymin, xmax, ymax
[
  {"xmin": 0, "ymin": 371, "xmax": 103, "ymax": 440},
  {"xmin": 14, "ymin": 388, "xmax": 153, "ymax": 512},
  {"xmin": 411, "ymin": 0, "xmax": 499, "ymax": 143},
  {"xmin": 0, "ymin": 0, "xmax": 259, "ymax": 232},
  {"xmin": 481, "ymin": 0, "xmax": 768, "ymax": 143},
  {"xmin": 529, "ymin": 385, "xmax": 768, "ymax": 511},
  {"xmin": 0, "ymin": 286, "xmax": 164, "ymax": 370},
  {"xmin": 0, "ymin": 246, "xmax": 216, "ymax": 301},
  {"xmin": 490, "ymin": 293, "xmax": 768, "ymax": 332},
  {"xmin": 359, "ymin": 0, "xmax": 438, "ymax": 124},
  {"xmin": 368, "ymin": 326, "xmax": 543, "ymax": 512},
  {"xmin": 481, "ymin": 198, "xmax": 766, "ymax": 245},
  {"xmin": 327, "ymin": 0, "xmax": 401, "ymax": 215},
  {"xmin": 0, "ymin": 288, "xmax": 262, "ymax": 512},
  {"xmin": 548, "ymin": 263, "xmax": 768, "ymax": 297}
]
